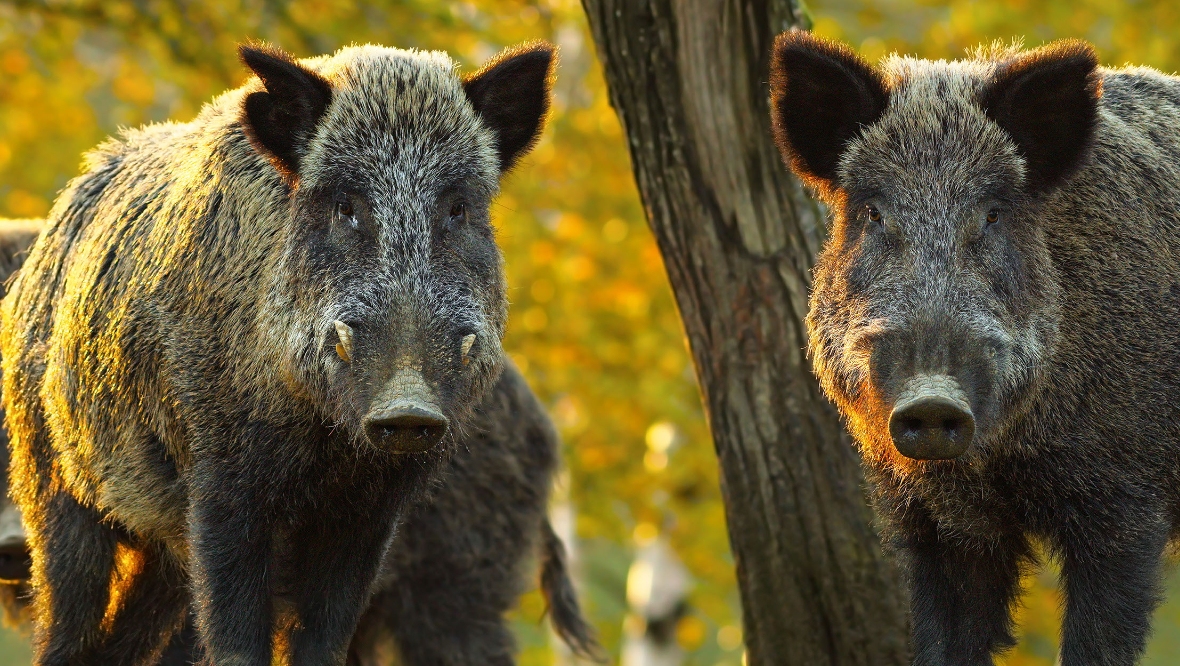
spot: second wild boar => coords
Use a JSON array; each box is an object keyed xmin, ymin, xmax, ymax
[{"xmin": 771, "ymin": 31, "xmax": 1180, "ymax": 666}]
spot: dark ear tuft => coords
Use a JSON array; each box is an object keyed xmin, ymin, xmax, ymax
[
  {"xmin": 463, "ymin": 41, "xmax": 556, "ymax": 174},
  {"xmin": 769, "ymin": 29, "xmax": 889, "ymax": 197},
  {"xmin": 238, "ymin": 43, "xmax": 333, "ymax": 181},
  {"xmin": 981, "ymin": 39, "xmax": 1102, "ymax": 194}
]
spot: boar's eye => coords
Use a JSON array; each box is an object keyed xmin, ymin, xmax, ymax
[
  {"xmin": 865, "ymin": 205, "xmax": 882, "ymax": 225},
  {"xmin": 335, "ymin": 199, "xmax": 358, "ymax": 230},
  {"xmin": 448, "ymin": 202, "xmax": 467, "ymax": 228},
  {"xmin": 985, "ymin": 209, "xmax": 1000, "ymax": 227}
]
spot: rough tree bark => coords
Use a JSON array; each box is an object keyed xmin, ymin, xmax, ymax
[{"xmin": 579, "ymin": 2, "xmax": 909, "ymax": 664}]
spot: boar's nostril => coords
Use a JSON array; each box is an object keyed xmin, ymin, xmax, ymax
[
  {"xmin": 364, "ymin": 406, "xmax": 449, "ymax": 453},
  {"xmin": 888, "ymin": 393, "xmax": 975, "ymax": 461}
]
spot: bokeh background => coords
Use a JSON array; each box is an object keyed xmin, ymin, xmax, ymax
[{"xmin": 0, "ymin": 1, "xmax": 1178, "ymax": 665}]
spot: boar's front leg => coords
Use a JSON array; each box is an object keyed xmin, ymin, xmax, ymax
[
  {"xmin": 900, "ymin": 522, "xmax": 1029, "ymax": 666},
  {"xmin": 188, "ymin": 470, "xmax": 274, "ymax": 666},
  {"xmin": 90, "ymin": 540, "xmax": 188, "ymax": 663},
  {"xmin": 1056, "ymin": 520, "xmax": 1167, "ymax": 666},
  {"xmin": 287, "ymin": 492, "xmax": 404, "ymax": 666},
  {"xmin": 157, "ymin": 612, "xmax": 202, "ymax": 666}
]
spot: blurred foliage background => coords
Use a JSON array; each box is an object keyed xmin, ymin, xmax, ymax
[{"xmin": 0, "ymin": 1, "xmax": 1179, "ymax": 665}]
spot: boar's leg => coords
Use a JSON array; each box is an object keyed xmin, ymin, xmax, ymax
[
  {"xmin": 350, "ymin": 571, "xmax": 516, "ymax": 666},
  {"xmin": 1057, "ymin": 524, "xmax": 1167, "ymax": 666},
  {"xmin": 287, "ymin": 491, "xmax": 402, "ymax": 666},
  {"xmin": 188, "ymin": 477, "xmax": 274, "ymax": 665},
  {"xmin": 901, "ymin": 522, "xmax": 1029, "ymax": 666},
  {"xmin": 157, "ymin": 613, "xmax": 201, "ymax": 666},
  {"xmin": 26, "ymin": 491, "xmax": 119, "ymax": 665},
  {"xmin": 91, "ymin": 540, "xmax": 188, "ymax": 664}
]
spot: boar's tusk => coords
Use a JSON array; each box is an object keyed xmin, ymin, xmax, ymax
[
  {"xmin": 460, "ymin": 333, "xmax": 476, "ymax": 366},
  {"xmin": 334, "ymin": 320, "xmax": 354, "ymax": 363}
]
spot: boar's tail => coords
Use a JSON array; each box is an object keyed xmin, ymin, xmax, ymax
[{"xmin": 540, "ymin": 517, "xmax": 606, "ymax": 662}]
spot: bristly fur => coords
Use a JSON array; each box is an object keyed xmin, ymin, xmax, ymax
[
  {"xmin": 0, "ymin": 40, "xmax": 552, "ymax": 664},
  {"xmin": 771, "ymin": 32, "xmax": 1180, "ymax": 665}
]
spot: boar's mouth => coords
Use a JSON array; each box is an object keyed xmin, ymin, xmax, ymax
[
  {"xmin": 363, "ymin": 368, "xmax": 449, "ymax": 453},
  {"xmin": 887, "ymin": 375, "xmax": 975, "ymax": 460}
]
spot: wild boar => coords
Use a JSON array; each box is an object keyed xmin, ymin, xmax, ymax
[
  {"xmin": 771, "ymin": 31, "xmax": 1180, "ymax": 665},
  {"xmin": 1, "ymin": 41, "xmax": 553, "ymax": 665}
]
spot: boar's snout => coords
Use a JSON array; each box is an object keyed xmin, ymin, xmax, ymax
[
  {"xmin": 364, "ymin": 405, "xmax": 448, "ymax": 453},
  {"xmin": 888, "ymin": 375, "xmax": 975, "ymax": 460},
  {"xmin": 364, "ymin": 367, "xmax": 449, "ymax": 453}
]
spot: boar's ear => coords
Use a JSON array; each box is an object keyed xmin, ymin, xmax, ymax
[
  {"xmin": 770, "ymin": 30, "xmax": 889, "ymax": 196},
  {"xmin": 464, "ymin": 41, "xmax": 556, "ymax": 174},
  {"xmin": 981, "ymin": 40, "xmax": 1101, "ymax": 194},
  {"xmin": 238, "ymin": 43, "xmax": 333, "ymax": 181}
]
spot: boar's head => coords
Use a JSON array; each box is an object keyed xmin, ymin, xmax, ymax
[
  {"xmin": 769, "ymin": 31, "xmax": 1100, "ymax": 466},
  {"xmin": 239, "ymin": 42, "xmax": 553, "ymax": 454}
]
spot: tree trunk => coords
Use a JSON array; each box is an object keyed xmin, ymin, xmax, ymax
[{"xmin": 578, "ymin": 2, "xmax": 909, "ymax": 664}]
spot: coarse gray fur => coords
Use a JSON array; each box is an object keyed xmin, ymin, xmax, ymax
[
  {"xmin": 771, "ymin": 31, "xmax": 1180, "ymax": 665},
  {"xmin": 1, "ymin": 41, "xmax": 554, "ymax": 665}
]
